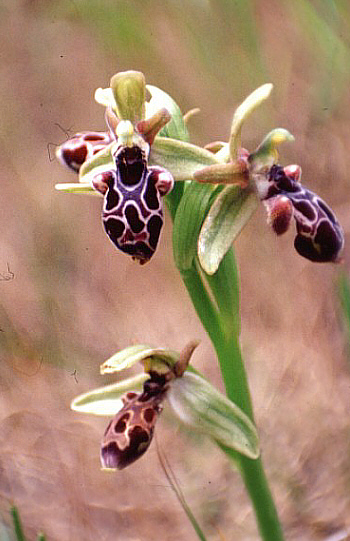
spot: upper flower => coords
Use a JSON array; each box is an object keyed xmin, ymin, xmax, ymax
[{"xmin": 56, "ymin": 71, "xmax": 176, "ymax": 264}]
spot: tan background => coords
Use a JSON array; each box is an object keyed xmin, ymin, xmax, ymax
[{"xmin": 1, "ymin": 1, "xmax": 350, "ymax": 539}]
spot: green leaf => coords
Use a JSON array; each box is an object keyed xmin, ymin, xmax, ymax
[
  {"xmin": 11, "ymin": 507, "xmax": 26, "ymax": 541},
  {"xmin": 100, "ymin": 344, "xmax": 179, "ymax": 374},
  {"xmin": 146, "ymin": 84, "xmax": 189, "ymax": 141},
  {"xmin": 110, "ymin": 70, "xmax": 145, "ymax": 122},
  {"xmin": 71, "ymin": 373, "xmax": 149, "ymax": 415},
  {"xmin": 172, "ymin": 182, "xmax": 216, "ymax": 271},
  {"xmin": 149, "ymin": 137, "xmax": 219, "ymax": 181},
  {"xmin": 168, "ymin": 372, "xmax": 259, "ymax": 459},
  {"xmin": 198, "ymin": 185, "xmax": 258, "ymax": 275}
]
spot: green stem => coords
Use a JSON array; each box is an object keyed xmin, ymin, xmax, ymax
[
  {"xmin": 179, "ymin": 252, "xmax": 285, "ymax": 541},
  {"xmin": 180, "ymin": 265, "xmax": 224, "ymax": 348}
]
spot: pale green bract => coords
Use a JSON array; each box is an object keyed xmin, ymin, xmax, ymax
[
  {"xmin": 198, "ymin": 185, "xmax": 258, "ymax": 275},
  {"xmin": 168, "ymin": 372, "xmax": 260, "ymax": 459}
]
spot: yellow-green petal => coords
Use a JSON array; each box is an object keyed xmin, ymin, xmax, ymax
[{"xmin": 249, "ymin": 128, "xmax": 295, "ymax": 171}]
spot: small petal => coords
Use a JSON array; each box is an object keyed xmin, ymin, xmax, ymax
[
  {"xmin": 71, "ymin": 373, "xmax": 149, "ymax": 415},
  {"xmin": 183, "ymin": 107, "xmax": 200, "ymax": 125},
  {"xmin": 229, "ymin": 83, "xmax": 273, "ymax": 160},
  {"xmin": 168, "ymin": 372, "xmax": 259, "ymax": 459},
  {"xmin": 146, "ymin": 84, "xmax": 189, "ymax": 141},
  {"xmin": 137, "ymin": 107, "xmax": 171, "ymax": 146},
  {"xmin": 204, "ymin": 141, "xmax": 227, "ymax": 153},
  {"xmin": 198, "ymin": 185, "xmax": 258, "ymax": 275},
  {"xmin": 249, "ymin": 128, "xmax": 295, "ymax": 172},
  {"xmin": 110, "ymin": 70, "xmax": 146, "ymax": 123},
  {"xmin": 193, "ymin": 161, "xmax": 248, "ymax": 186}
]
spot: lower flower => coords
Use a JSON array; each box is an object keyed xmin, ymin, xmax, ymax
[{"xmin": 71, "ymin": 342, "xmax": 260, "ymax": 470}]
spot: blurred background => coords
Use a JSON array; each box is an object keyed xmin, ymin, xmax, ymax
[{"xmin": 1, "ymin": 0, "xmax": 350, "ymax": 539}]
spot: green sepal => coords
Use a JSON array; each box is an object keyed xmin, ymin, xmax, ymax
[
  {"xmin": 198, "ymin": 185, "xmax": 258, "ymax": 275},
  {"xmin": 146, "ymin": 84, "xmax": 189, "ymax": 142},
  {"xmin": 100, "ymin": 344, "xmax": 180, "ymax": 374},
  {"xmin": 71, "ymin": 373, "xmax": 149, "ymax": 415},
  {"xmin": 55, "ymin": 183, "xmax": 98, "ymax": 194},
  {"xmin": 172, "ymin": 182, "xmax": 217, "ymax": 271},
  {"xmin": 168, "ymin": 372, "xmax": 260, "ymax": 459},
  {"xmin": 110, "ymin": 70, "xmax": 145, "ymax": 123},
  {"xmin": 229, "ymin": 83, "xmax": 273, "ymax": 160},
  {"xmin": 149, "ymin": 137, "xmax": 219, "ymax": 181},
  {"xmin": 79, "ymin": 143, "xmax": 115, "ymax": 184}
]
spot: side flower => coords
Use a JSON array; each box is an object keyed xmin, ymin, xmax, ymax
[
  {"xmin": 192, "ymin": 85, "xmax": 344, "ymax": 273},
  {"xmin": 71, "ymin": 342, "xmax": 259, "ymax": 470}
]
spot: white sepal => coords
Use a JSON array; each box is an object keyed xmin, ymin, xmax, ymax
[{"xmin": 71, "ymin": 373, "xmax": 149, "ymax": 416}]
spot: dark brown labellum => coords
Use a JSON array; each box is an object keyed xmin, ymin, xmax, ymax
[
  {"xmin": 261, "ymin": 165, "xmax": 344, "ymax": 263},
  {"xmin": 100, "ymin": 342, "xmax": 197, "ymax": 470},
  {"xmin": 100, "ymin": 144, "xmax": 174, "ymax": 264},
  {"xmin": 100, "ymin": 372, "xmax": 169, "ymax": 470},
  {"xmin": 56, "ymin": 129, "xmax": 174, "ymax": 263}
]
